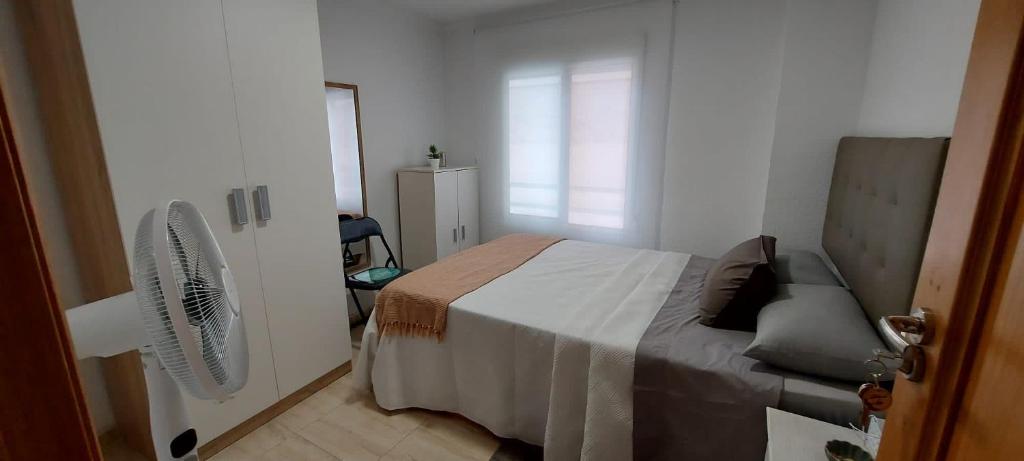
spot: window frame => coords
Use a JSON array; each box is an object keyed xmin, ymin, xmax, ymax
[{"xmin": 503, "ymin": 57, "xmax": 641, "ymax": 235}]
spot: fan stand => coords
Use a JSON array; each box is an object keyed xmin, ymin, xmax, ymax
[
  {"xmin": 141, "ymin": 350, "xmax": 198, "ymax": 461},
  {"xmin": 68, "ymin": 294, "xmax": 198, "ymax": 460},
  {"xmin": 65, "ymin": 201, "xmax": 248, "ymax": 461}
]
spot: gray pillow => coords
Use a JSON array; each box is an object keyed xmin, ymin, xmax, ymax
[
  {"xmin": 700, "ymin": 235, "xmax": 777, "ymax": 331},
  {"xmin": 744, "ymin": 284, "xmax": 884, "ymax": 382},
  {"xmin": 775, "ymin": 250, "xmax": 841, "ymax": 285}
]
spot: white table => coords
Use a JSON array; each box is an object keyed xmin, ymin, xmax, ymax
[{"xmin": 765, "ymin": 407, "xmax": 878, "ymax": 461}]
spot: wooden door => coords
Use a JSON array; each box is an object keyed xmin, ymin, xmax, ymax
[
  {"xmin": 458, "ymin": 168, "xmax": 480, "ymax": 250},
  {"xmin": 434, "ymin": 171, "xmax": 461, "ymax": 260},
  {"xmin": 0, "ymin": 66, "xmax": 103, "ymax": 461},
  {"xmin": 945, "ymin": 175, "xmax": 1024, "ymax": 458},
  {"xmin": 877, "ymin": 0, "xmax": 1024, "ymax": 459},
  {"xmin": 71, "ymin": 0, "xmax": 280, "ymax": 444},
  {"xmin": 221, "ymin": 0, "xmax": 352, "ymax": 397}
]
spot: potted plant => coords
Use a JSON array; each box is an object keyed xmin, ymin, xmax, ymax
[{"xmin": 427, "ymin": 144, "xmax": 443, "ymax": 170}]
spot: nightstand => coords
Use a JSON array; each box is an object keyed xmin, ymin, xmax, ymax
[{"xmin": 765, "ymin": 407, "xmax": 879, "ymax": 461}]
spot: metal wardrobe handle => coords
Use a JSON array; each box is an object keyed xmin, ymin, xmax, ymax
[
  {"xmin": 452, "ymin": 228, "xmax": 457, "ymax": 243},
  {"xmin": 230, "ymin": 188, "xmax": 249, "ymax": 225},
  {"xmin": 461, "ymin": 225, "xmax": 466, "ymax": 240},
  {"xmin": 253, "ymin": 185, "xmax": 271, "ymax": 221}
]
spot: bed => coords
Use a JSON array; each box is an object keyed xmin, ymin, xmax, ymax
[{"xmin": 354, "ymin": 137, "xmax": 948, "ymax": 460}]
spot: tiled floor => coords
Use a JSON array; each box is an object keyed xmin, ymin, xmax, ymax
[{"xmin": 207, "ymin": 325, "xmax": 501, "ymax": 460}]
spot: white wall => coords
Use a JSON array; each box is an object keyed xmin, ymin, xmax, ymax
[
  {"xmin": 664, "ymin": 0, "xmax": 974, "ymax": 256},
  {"xmin": 441, "ymin": 20, "xmax": 477, "ymax": 169},
  {"xmin": 761, "ymin": 0, "xmax": 877, "ymax": 253},
  {"xmin": 856, "ymin": 0, "xmax": 981, "ymax": 137},
  {"xmin": 443, "ymin": 0, "xmax": 674, "ymax": 248},
  {"xmin": 440, "ymin": 0, "xmax": 981, "ymax": 258},
  {"xmin": 763, "ymin": 0, "xmax": 980, "ymax": 253},
  {"xmin": 318, "ymin": 0, "xmax": 446, "ymax": 266},
  {"xmin": 446, "ymin": 0, "xmax": 822, "ymax": 256},
  {"xmin": 321, "ymin": 0, "xmax": 982, "ymax": 261},
  {"xmin": 0, "ymin": 0, "xmax": 116, "ymax": 433},
  {"xmin": 444, "ymin": 0, "xmax": 885, "ymax": 257},
  {"xmin": 658, "ymin": 0, "xmax": 787, "ymax": 257}
]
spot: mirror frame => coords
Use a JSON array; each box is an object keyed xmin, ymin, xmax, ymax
[{"xmin": 325, "ymin": 81, "xmax": 370, "ymax": 272}]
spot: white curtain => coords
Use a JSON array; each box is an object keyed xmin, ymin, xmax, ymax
[{"xmin": 466, "ymin": 1, "xmax": 674, "ymax": 248}]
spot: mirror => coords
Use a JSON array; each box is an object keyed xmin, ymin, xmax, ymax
[{"xmin": 325, "ymin": 82, "xmax": 369, "ymax": 272}]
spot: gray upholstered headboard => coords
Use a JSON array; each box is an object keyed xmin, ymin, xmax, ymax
[{"xmin": 822, "ymin": 137, "xmax": 948, "ymax": 323}]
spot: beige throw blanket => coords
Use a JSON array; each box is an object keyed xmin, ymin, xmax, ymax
[{"xmin": 375, "ymin": 233, "xmax": 563, "ymax": 339}]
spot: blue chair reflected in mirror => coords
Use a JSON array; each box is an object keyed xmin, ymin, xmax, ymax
[{"xmin": 340, "ymin": 216, "xmax": 410, "ymax": 325}]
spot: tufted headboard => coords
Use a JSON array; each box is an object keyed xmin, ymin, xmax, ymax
[{"xmin": 822, "ymin": 137, "xmax": 949, "ymax": 323}]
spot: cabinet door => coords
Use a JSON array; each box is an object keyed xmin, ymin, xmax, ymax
[
  {"xmin": 434, "ymin": 172, "xmax": 461, "ymax": 260},
  {"xmin": 457, "ymin": 169, "xmax": 480, "ymax": 250},
  {"xmin": 398, "ymin": 172, "xmax": 438, "ymax": 270},
  {"xmin": 222, "ymin": 0, "xmax": 351, "ymax": 396},
  {"xmin": 72, "ymin": 0, "xmax": 279, "ymax": 443}
]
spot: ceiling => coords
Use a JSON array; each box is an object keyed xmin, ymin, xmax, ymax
[{"xmin": 386, "ymin": 0, "xmax": 563, "ymax": 23}]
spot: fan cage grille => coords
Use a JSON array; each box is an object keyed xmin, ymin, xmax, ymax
[{"xmin": 133, "ymin": 204, "xmax": 245, "ymax": 399}]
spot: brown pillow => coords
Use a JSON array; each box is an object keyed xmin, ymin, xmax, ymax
[{"xmin": 700, "ymin": 235, "xmax": 778, "ymax": 331}]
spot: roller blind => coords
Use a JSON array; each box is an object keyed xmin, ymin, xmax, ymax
[{"xmin": 469, "ymin": 0, "xmax": 674, "ymax": 247}]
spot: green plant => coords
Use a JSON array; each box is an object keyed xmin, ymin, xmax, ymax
[{"xmin": 427, "ymin": 144, "xmax": 444, "ymax": 159}]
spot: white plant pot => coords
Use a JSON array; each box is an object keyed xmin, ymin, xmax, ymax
[{"xmin": 428, "ymin": 158, "xmax": 440, "ymax": 170}]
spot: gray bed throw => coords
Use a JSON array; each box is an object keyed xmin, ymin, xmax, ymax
[{"xmin": 634, "ymin": 256, "xmax": 783, "ymax": 461}]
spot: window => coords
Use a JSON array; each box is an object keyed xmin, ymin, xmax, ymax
[{"xmin": 507, "ymin": 60, "xmax": 634, "ymax": 229}]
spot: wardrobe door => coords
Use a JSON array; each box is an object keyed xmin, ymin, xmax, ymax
[
  {"xmin": 457, "ymin": 169, "xmax": 480, "ymax": 250},
  {"xmin": 222, "ymin": 0, "xmax": 351, "ymax": 396},
  {"xmin": 72, "ymin": 0, "xmax": 279, "ymax": 443}
]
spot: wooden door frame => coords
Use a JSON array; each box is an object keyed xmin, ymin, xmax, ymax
[
  {"xmin": 324, "ymin": 81, "xmax": 369, "ymax": 219},
  {"xmin": 325, "ymin": 81, "xmax": 373, "ymax": 272},
  {"xmin": 878, "ymin": 0, "xmax": 1024, "ymax": 459},
  {"xmin": 10, "ymin": 0, "xmax": 156, "ymax": 458},
  {"xmin": 0, "ymin": 70, "xmax": 102, "ymax": 461}
]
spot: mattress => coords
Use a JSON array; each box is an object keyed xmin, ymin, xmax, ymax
[
  {"xmin": 778, "ymin": 372, "xmax": 863, "ymax": 427},
  {"xmin": 357, "ymin": 240, "xmax": 693, "ymax": 460}
]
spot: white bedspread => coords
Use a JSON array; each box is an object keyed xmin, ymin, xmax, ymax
[{"xmin": 355, "ymin": 240, "xmax": 689, "ymax": 461}]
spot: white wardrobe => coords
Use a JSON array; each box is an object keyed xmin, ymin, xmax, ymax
[
  {"xmin": 397, "ymin": 167, "xmax": 479, "ymax": 269},
  {"xmin": 73, "ymin": 0, "xmax": 351, "ymax": 445}
]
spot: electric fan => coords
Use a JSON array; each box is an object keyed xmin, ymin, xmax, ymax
[{"xmin": 66, "ymin": 200, "xmax": 248, "ymax": 461}]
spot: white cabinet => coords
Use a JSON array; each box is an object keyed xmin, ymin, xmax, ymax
[
  {"xmin": 73, "ymin": 0, "xmax": 350, "ymax": 445},
  {"xmin": 398, "ymin": 167, "xmax": 480, "ymax": 269}
]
